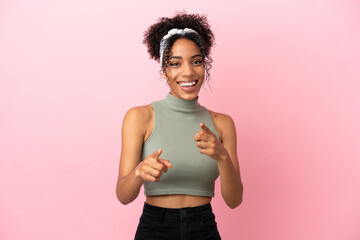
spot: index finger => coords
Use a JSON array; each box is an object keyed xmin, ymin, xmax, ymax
[{"xmin": 200, "ymin": 123, "xmax": 213, "ymax": 134}]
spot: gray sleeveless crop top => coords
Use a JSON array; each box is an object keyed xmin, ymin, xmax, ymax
[{"xmin": 141, "ymin": 93, "xmax": 220, "ymax": 197}]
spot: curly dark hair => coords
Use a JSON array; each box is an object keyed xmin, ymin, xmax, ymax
[{"xmin": 143, "ymin": 12, "xmax": 215, "ymax": 82}]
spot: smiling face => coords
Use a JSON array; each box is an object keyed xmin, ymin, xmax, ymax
[{"xmin": 163, "ymin": 38, "xmax": 205, "ymax": 101}]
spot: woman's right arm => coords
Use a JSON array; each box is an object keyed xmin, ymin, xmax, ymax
[{"xmin": 115, "ymin": 106, "xmax": 171, "ymax": 205}]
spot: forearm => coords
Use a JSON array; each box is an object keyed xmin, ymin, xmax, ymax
[
  {"xmin": 116, "ymin": 167, "xmax": 144, "ymax": 205},
  {"xmin": 217, "ymin": 154, "xmax": 243, "ymax": 209}
]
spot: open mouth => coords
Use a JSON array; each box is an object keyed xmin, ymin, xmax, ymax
[{"xmin": 177, "ymin": 80, "xmax": 198, "ymax": 87}]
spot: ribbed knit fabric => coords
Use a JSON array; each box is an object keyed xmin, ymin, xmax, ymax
[{"xmin": 142, "ymin": 93, "xmax": 219, "ymax": 197}]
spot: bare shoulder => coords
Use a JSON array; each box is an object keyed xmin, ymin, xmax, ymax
[
  {"xmin": 208, "ymin": 110, "xmax": 234, "ymax": 125},
  {"xmin": 123, "ymin": 104, "xmax": 154, "ymax": 141},
  {"xmin": 208, "ymin": 110, "xmax": 236, "ymax": 142},
  {"xmin": 124, "ymin": 104, "xmax": 153, "ymax": 123}
]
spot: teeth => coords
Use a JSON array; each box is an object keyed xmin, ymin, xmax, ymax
[{"xmin": 179, "ymin": 81, "xmax": 196, "ymax": 87}]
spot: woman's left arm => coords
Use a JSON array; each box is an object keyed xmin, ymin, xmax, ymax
[{"xmin": 195, "ymin": 114, "xmax": 243, "ymax": 209}]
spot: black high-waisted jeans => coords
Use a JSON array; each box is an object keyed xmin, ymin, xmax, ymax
[{"xmin": 134, "ymin": 202, "xmax": 221, "ymax": 240}]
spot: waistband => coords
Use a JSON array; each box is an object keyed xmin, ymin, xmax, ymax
[{"xmin": 142, "ymin": 202, "xmax": 214, "ymax": 221}]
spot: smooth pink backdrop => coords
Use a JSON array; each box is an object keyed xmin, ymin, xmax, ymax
[{"xmin": 1, "ymin": 0, "xmax": 359, "ymax": 239}]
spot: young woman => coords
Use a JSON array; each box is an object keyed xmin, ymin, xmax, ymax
[{"xmin": 116, "ymin": 12, "xmax": 243, "ymax": 240}]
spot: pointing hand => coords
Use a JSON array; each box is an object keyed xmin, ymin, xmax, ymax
[
  {"xmin": 194, "ymin": 123, "xmax": 228, "ymax": 161},
  {"xmin": 135, "ymin": 149, "xmax": 172, "ymax": 182}
]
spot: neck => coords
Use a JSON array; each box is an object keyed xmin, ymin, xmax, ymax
[{"xmin": 163, "ymin": 92, "xmax": 200, "ymax": 112}]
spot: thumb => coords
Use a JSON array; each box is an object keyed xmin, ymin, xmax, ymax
[{"xmin": 153, "ymin": 149, "xmax": 162, "ymax": 159}]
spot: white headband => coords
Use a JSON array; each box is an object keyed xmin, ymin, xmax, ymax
[{"xmin": 159, "ymin": 28, "xmax": 198, "ymax": 67}]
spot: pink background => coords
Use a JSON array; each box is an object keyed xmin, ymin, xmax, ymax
[{"xmin": 1, "ymin": 0, "xmax": 360, "ymax": 239}]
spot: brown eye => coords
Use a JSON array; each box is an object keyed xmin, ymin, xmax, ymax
[
  {"xmin": 193, "ymin": 60, "xmax": 203, "ymax": 65},
  {"xmin": 170, "ymin": 62, "xmax": 180, "ymax": 67}
]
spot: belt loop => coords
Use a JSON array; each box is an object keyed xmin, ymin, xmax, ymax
[
  {"xmin": 196, "ymin": 207, "xmax": 204, "ymax": 226},
  {"xmin": 159, "ymin": 208, "xmax": 166, "ymax": 222},
  {"xmin": 179, "ymin": 209, "xmax": 183, "ymax": 221}
]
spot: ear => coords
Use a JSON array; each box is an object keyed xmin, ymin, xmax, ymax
[
  {"xmin": 163, "ymin": 75, "xmax": 169, "ymax": 85},
  {"xmin": 162, "ymin": 69, "xmax": 169, "ymax": 80}
]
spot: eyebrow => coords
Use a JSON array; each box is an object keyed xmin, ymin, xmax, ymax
[{"xmin": 169, "ymin": 54, "xmax": 203, "ymax": 60}]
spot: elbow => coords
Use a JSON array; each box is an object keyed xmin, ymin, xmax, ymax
[
  {"xmin": 117, "ymin": 195, "xmax": 130, "ymax": 205},
  {"xmin": 227, "ymin": 197, "xmax": 243, "ymax": 209},
  {"xmin": 115, "ymin": 179, "xmax": 141, "ymax": 205},
  {"xmin": 226, "ymin": 184, "xmax": 244, "ymax": 209},
  {"xmin": 116, "ymin": 192, "xmax": 133, "ymax": 205},
  {"xmin": 223, "ymin": 193, "xmax": 243, "ymax": 209},
  {"xmin": 120, "ymin": 200, "xmax": 132, "ymax": 205},
  {"xmin": 115, "ymin": 187, "xmax": 133, "ymax": 205}
]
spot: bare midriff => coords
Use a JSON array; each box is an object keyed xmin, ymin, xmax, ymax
[{"xmin": 146, "ymin": 195, "xmax": 211, "ymax": 208}]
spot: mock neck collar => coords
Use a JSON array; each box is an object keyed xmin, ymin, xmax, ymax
[{"xmin": 163, "ymin": 92, "xmax": 200, "ymax": 112}]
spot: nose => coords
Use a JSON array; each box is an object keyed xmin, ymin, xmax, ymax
[{"xmin": 181, "ymin": 62, "xmax": 195, "ymax": 77}]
